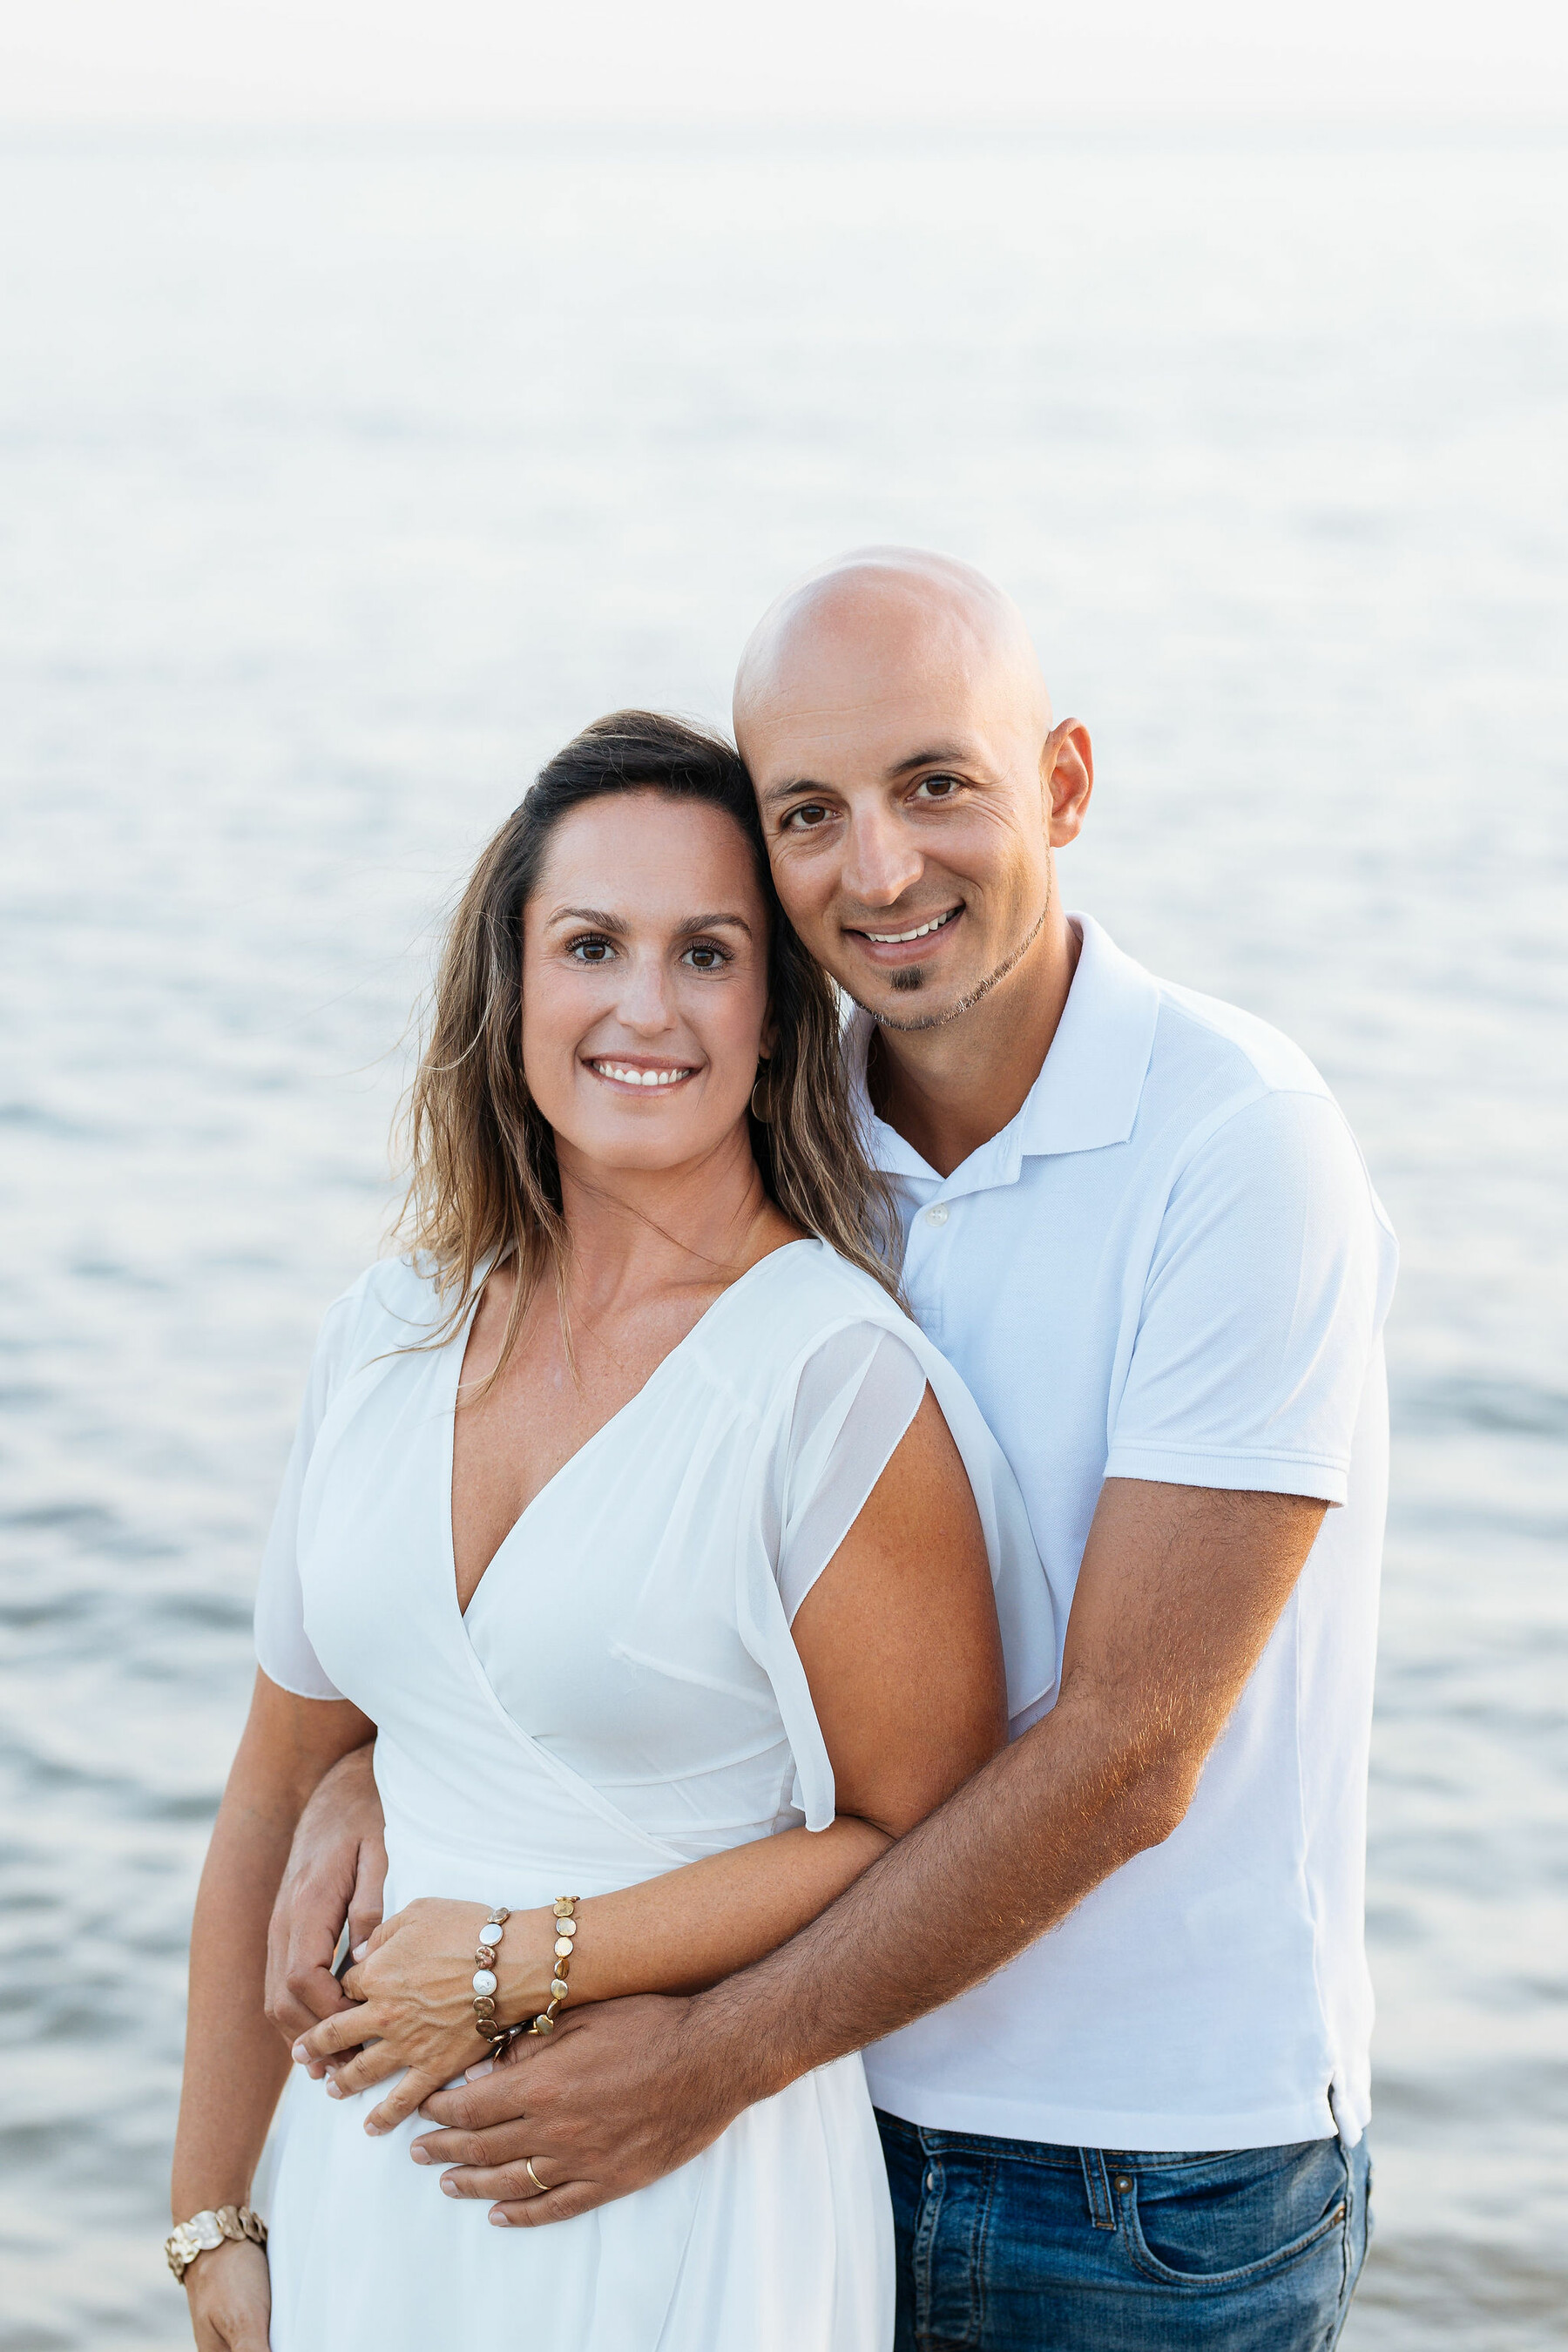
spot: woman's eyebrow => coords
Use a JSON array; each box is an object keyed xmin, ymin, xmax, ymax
[
  {"xmin": 681, "ymin": 911, "xmax": 754, "ymax": 937},
  {"xmin": 549, "ymin": 905, "xmax": 625, "ymax": 930},
  {"xmin": 548, "ymin": 905, "xmax": 754, "ymax": 938}
]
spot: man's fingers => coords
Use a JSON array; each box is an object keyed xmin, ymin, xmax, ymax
[
  {"xmin": 418, "ymin": 2051, "xmax": 537, "ymax": 2131},
  {"xmin": 439, "ymin": 2159, "xmax": 553, "ymax": 2202},
  {"xmin": 347, "ymin": 1839, "xmax": 388, "ymax": 1952},
  {"xmin": 410, "ymin": 2120, "xmax": 532, "ymax": 2168},
  {"xmin": 413, "ymin": 2119, "xmax": 534, "ymax": 2171},
  {"xmin": 495, "ymin": 2180, "xmax": 607, "ymax": 2229}
]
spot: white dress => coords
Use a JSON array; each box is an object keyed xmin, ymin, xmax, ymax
[{"xmin": 252, "ymin": 1238, "xmax": 1055, "ymax": 2352}]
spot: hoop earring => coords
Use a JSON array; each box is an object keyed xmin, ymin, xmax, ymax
[{"xmin": 750, "ymin": 1062, "xmax": 774, "ymax": 1124}]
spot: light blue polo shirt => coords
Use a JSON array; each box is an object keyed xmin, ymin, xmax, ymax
[{"xmin": 859, "ymin": 914, "xmax": 1398, "ymax": 2152}]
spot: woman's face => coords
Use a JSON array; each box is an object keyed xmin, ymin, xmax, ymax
[{"xmin": 520, "ymin": 790, "xmax": 773, "ymax": 1178}]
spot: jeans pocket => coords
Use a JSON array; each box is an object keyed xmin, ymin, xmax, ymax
[{"xmin": 1120, "ymin": 2141, "xmax": 1350, "ymax": 2290}]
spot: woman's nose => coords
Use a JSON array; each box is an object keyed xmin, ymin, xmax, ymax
[{"xmin": 617, "ymin": 950, "xmax": 676, "ymax": 1032}]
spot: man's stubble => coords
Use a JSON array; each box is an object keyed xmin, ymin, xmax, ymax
[{"xmin": 847, "ymin": 863, "xmax": 1052, "ymax": 1038}]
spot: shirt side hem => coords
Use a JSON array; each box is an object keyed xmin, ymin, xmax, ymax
[
  {"xmin": 865, "ymin": 2072, "xmax": 1339, "ymax": 2153},
  {"xmin": 1103, "ymin": 1443, "xmax": 1350, "ymax": 1505}
]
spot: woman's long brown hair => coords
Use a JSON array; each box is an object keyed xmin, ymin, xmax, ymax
[{"xmin": 393, "ymin": 711, "xmax": 901, "ymax": 1382}]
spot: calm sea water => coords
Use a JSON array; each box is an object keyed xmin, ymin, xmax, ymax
[{"xmin": 1, "ymin": 127, "xmax": 1564, "ymax": 2349}]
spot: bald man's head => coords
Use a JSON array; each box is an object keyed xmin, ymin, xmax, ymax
[
  {"xmin": 733, "ymin": 547, "xmax": 1091, "ymax": 1038},
  {"xmin": 734, "ymin": 547, "xmax": 1053, "ymax": 749}
]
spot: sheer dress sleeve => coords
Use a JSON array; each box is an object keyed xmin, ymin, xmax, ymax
[
  {"xmin": 742, "ymin": 1302, "xmax": 1058, "ymax": 1832},
  {"xmin": 772, "ymin": 1325, "xmax": 929, "ymax": 1624}
]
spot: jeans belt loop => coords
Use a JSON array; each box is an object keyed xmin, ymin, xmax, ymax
[{"xmin": 1079, "ymin": 2146, "xmax": 1117, "ymax": 2230}]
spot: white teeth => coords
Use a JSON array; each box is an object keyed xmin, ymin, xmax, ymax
[
  {"xmin": 863, "ymin": 908, "xmax": 960, "ymax": 945},
  {"xmin": 591, "ymin": 1062, "xmax": 693, "ymax": 1087}
]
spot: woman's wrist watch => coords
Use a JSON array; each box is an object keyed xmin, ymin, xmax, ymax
[{"xmin": 165, "ymin": 2204, "xmax": 267, "ymax": 2282}]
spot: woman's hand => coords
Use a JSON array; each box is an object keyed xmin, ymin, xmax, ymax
[
  {"xmin": 184, "ymin": 2239, "xmax": 271, "ymax": 2351},
  {"xmin": 291, "ymin": 1898, "xmax": 554, "ymax": 2135}
]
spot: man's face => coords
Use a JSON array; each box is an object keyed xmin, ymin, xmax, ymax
[{"xmin": 740, "ymin": 605, "xmax": 1084, "ymax": 1031}]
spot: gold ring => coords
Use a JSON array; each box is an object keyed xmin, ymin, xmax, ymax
[{"xmin": 524, "ymin": 2158, "xmax": 549, "ymax": 2195}]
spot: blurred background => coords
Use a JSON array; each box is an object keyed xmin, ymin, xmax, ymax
[{"xmin": 2, "ymin": 4, "xmax": 1565, "ymax": 2346}]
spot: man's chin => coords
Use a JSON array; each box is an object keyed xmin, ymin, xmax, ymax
[{"xmin": 841, "ymin": 967, "xmax": 979, "ymax": 1034}]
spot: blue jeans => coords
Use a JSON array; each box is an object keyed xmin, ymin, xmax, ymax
[{"xmin": 878, "ymin": 2112, "xmax": 1371, "ymax": 2351}]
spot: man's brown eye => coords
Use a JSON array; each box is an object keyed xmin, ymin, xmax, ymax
[{"xmin": 790, "ymin": 804, "xmax": 828, "ymax": 828}]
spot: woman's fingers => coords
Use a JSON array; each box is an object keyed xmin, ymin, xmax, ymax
[
  {"xmin": 321, "ymin": 2037, "xmax": 400, "ymax": 2096},
  {"xmin": 294, "ymin": 2002, "xmax": 371, "ymax": 2066},
  {"xmin": 365, "ymin": 2065, "xmax": 447, "ymax": 2136}
]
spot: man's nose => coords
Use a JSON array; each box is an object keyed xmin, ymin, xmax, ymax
[{"xmin": 841, "ymin": 808, "xmax": 923, "ymax": 908}]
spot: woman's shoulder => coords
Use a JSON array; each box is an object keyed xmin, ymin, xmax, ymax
[
  {"xmin": 709, "ymin": 1238, "xmax": 923, "ymax": 1389},
  {"xmin": 314, "ymin": 1252, "xmax": 462, "ymax": 1382}
]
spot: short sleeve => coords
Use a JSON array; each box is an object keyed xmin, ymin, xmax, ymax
[
  {"xmin": 774, "ymin": 1326, "xmax": 929, "ymax": 1622},
  {"xmin": 1106, "ymin": 1089, "xmax": 1398, "ymax": 1503},
  {"xmin": 253, "ymin": 1297, "xmax": 358, "ymax": 1700}
]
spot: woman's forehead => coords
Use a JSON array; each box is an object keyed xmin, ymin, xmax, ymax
[{"xmin": 532, "ymin": 790, "xmax": 767, "ymax": 916}]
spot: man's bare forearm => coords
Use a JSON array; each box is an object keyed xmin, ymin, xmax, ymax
[
  {"xmin": 692, "ymin": 1482, "xmax": 1325, "ymax": 2105},
  {"xmin": 689, "ymin": 1681, "xmax": 1174, "ymax": 2105}
]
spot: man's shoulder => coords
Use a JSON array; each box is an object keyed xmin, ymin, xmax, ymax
[{"xmin": 1146, "ymin": 975, "xmax": 1332, "ymax": 1108}]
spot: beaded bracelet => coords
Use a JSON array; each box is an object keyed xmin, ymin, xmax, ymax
[
  {"xmin": 472, "ymin": 1898, "xmax": 579, "ymax": 2054},
  {"xmin": 530, "ymin": 1897, "xmax": 579, "ymax": 2035},
  {"xmin": 471, "ymin": 1908, "xmax": 511, "ymax": 2053}
]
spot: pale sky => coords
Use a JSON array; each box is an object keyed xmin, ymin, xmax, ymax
[{"xmin": 3, "ymin": 0, "xmax": 1565, "ymax": 125}]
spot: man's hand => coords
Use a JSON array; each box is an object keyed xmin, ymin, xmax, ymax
[
  {"xmin": 409, "ymin": 1995, "xmax": 749, "ymax": 2227},
  {"xmin": 407, "ymin": 1483, "xmax": 1327, "ymax": 2231},
  {"xmin": 265, "ymin": 1740, "xmax": 386, "ymax": 2052}
]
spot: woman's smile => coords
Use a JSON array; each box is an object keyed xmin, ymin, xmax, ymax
[{"xmin": 585, "ymin": 1056, "xmax": 700, "ymax": 1092}]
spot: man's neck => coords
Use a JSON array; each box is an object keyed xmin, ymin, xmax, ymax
[{"xmin": 868, "ymin": 900, "xmax": 1080, "ymax": 1179}]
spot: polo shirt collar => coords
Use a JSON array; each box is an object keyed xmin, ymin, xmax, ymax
[{"xmin": 849, "ymin": 912, "xmax": 1160, "ymax": 1186}]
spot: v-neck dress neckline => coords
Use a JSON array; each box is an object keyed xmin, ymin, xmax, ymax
[{"xmin": 445, "ymin": 1238, "xmax": 816, "ymax": 1625}]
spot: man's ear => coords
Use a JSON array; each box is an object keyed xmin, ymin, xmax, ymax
[{"xmin": 1044, "ymin": 720, "xmax": 1093, "ymax": 847}]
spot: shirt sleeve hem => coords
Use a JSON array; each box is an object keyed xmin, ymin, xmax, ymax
[{"xmin": 1103, "ymin": 1444, "xmax": 1349, "ymax": 1505}]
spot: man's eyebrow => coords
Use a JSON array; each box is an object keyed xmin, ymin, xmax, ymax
[
  {"xmin": 759, "ymin": 746, "xmax": 978, "ymax": 810},
  {"xmin": 759, "ymin": 777, "xmax": 824, "ymax": 812},
  {"xmin": 885, "ymin": 744, "xmax": 975, "ymax": 778}
]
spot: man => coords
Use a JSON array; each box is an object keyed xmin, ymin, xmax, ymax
[{"xmin": 270, "ymin": 551, "xmax": 1396, "ymax": 2348}]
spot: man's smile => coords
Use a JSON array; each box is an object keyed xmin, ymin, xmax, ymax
[{"xmin": 846, "ymin": 904, "xmax": 963, "ymax": 955}]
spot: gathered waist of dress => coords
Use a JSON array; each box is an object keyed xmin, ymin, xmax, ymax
[{"xmin": 371, "ymin": 1729, "xmax": 713, "ymax": 1911}]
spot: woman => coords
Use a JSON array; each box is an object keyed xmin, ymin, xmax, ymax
[{"xmin": 170, "ymin": 713, "xmax": 1054, "ymax": 2352}]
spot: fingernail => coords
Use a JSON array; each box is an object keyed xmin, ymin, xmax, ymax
[
  {"xmin": 440, "ymin": 2175, "xmax": 458, "ymax": 2196},
  {"xmin": 409, "ymin": 2144, "xmax": 430, "ymax": 2165},
  {"xmin": 463, "ymin": 2060, "xmax": 493, "ymax": 2082},
  {"xmin": 291, "ymin": 2043, "xmax": 308, "ymax": 2063},
  {"xmin": 353, "ymin": 1941, "xmax": 368, "ymax": 1961},
  {"xmin": 489, "ymin": 2209, "xmax": 510, "ymax": 2227},
  {"xmin": 326, "ymin": 2079, "xmax": 343, "ymax": 2099}
]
